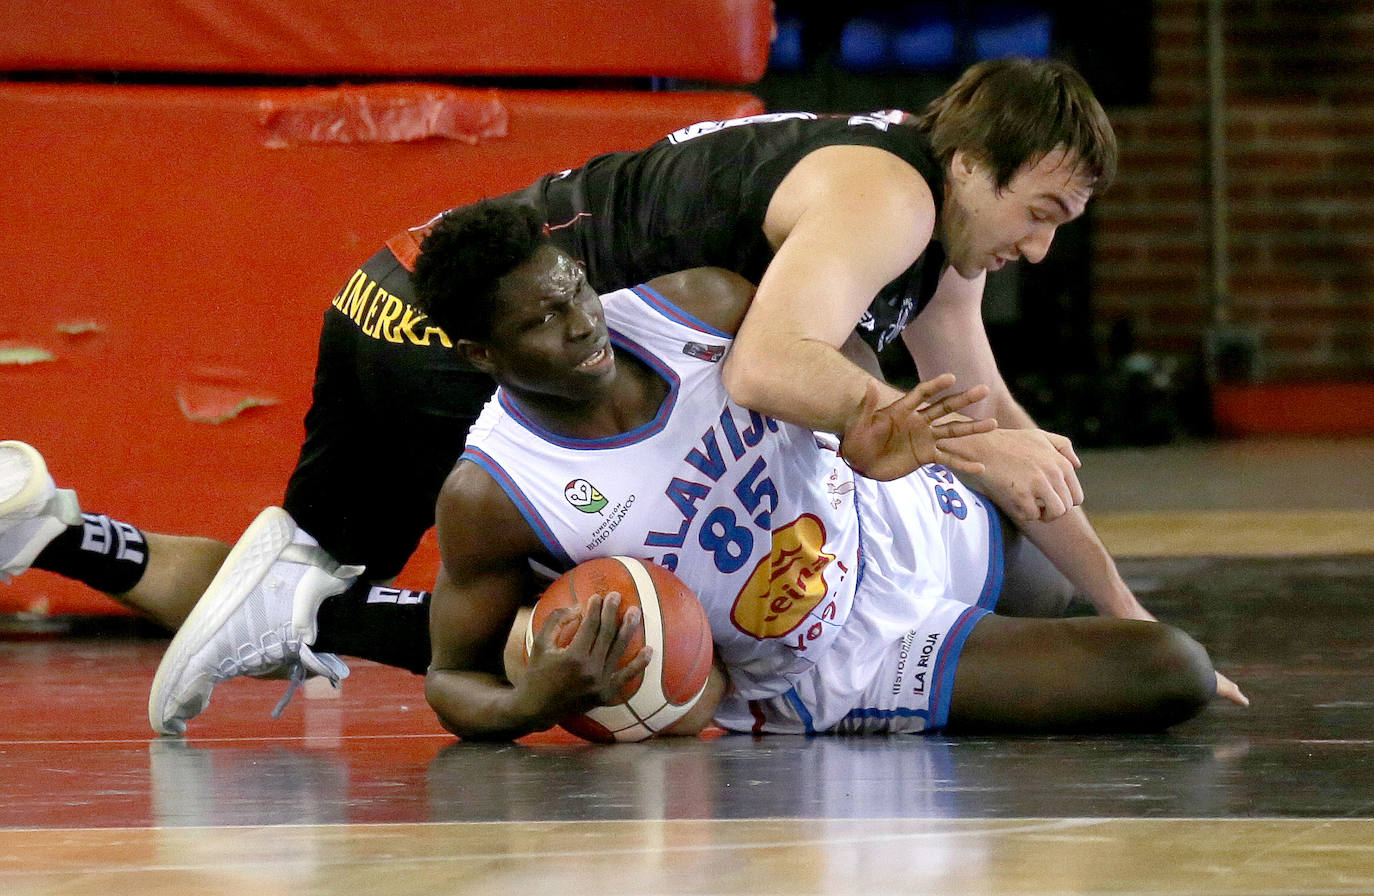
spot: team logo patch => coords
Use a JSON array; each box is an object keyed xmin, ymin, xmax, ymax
[
  {"xmin": 730, "ymin": 514, "xmax": 834, "ymax": 641},
  {"xmin": 564, "ymin": 479, "xmax": 609, "ymax": 514},
  {"xmin": 683, "ymin": 342, "xmax": 726, "ymax": 363}
]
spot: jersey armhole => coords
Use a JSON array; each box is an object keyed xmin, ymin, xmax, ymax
[{"xmin": 459, "ymin": 448, "xmax": 575, "ymax": 569}]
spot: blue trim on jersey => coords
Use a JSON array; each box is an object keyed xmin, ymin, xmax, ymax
[
  {"xmin": 783, "ymin": 688, "xmax": 818, "ymax": 734},
  {"xmin": 974, "ymin": 493, "xmax": 1005, "ymax": 610},
  {"xmin": 630, "ymin": 283, "xmax": 733, "ymax": 338},
  {"xmin": 850, "ymin": 480, "xmax": 868, "ymax": 603},
  {"xmin": 460, "ymin": 448, "xmax": 574, "ymax": 569},
  {"xmin": 495, "ymin": 331, "xmax": 680, "ymax": 451},
  {"xmin": 927, "ymin": 606, "xmax": 991, "ymax": 730}
]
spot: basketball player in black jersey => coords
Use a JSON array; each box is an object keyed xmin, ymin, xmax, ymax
[{"xmin": 0, "ymin": 58, "xmax": 1246, "ymax": 735}]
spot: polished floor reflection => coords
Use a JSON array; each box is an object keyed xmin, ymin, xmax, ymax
[{"xmin": 2, "ymin": 440, "xmax": 1373, "ymax": 895}]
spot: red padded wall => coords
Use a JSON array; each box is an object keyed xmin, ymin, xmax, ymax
[
  {"xmin": 0, "ymin": 83, "xmax": 764, "ymax": 615},
  {"xmin": 1, "ymin": 0, "xmax": 773, "ymax": 82}
]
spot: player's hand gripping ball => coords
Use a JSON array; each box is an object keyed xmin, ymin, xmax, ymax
[{"xmin": 525, "ymin": 556, "xmax": 714, "ymax": 742}]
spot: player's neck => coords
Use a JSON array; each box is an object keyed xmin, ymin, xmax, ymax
[{"xmin": 511, "ymin": 352, "xmax": 669, "ymax": 441}]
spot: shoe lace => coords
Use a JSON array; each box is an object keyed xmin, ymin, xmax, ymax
[
  {"xmin": 271, "ymin": 664, "xmax": 310, "ymax": 719},
  {"xmin": 269, "ymin": 643, "xmax": 350, "ymax": 719}
]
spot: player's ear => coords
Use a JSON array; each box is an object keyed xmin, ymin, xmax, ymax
[
  {"xmin": 950, "ymin": 149, "xmax": 980, "ymax": 184},
  {"xmin": 456, "ymin": 339, "xmax": 496, "ymax": 374}
]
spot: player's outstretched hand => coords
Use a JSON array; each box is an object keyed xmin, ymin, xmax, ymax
[
  {"xmin": 840, "ymin": 374, "xmax": 995, "ymax": 481},
  {"xmin": 1215, "ymin": 671, "xmax": 1250, "ymax": 707},
  {"xmin": 519, "ymin": 592, "xmax": 650, "ymax": 721}
]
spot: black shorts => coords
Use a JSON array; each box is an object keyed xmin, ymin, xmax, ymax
[
  {"xmin": 281, "ymin": 245, "xmax": 494, "ymax": 580},
  {"xmin": 277, "ymin": 179, "xmax": 584, "ymax": 581}
]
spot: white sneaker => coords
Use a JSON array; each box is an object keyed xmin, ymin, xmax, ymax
[
  {"xmin": 0, "ymin": 440, "xmax": 81, "ymax": 582},
  {"xmin": 148, "ymin": 506, "xmax": 365, "ymax": 736}
]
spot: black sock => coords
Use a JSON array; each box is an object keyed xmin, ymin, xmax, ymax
[
  {"xmin": 32, "ymin": 513, "xmax": 149, "ymax": 594},
  {"xmin": 313, "ymin": 581, "xmax": 433, "ymax": 675}
]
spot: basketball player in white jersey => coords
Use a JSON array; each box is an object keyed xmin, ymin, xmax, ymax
[{"xmin": 415, "ymin": 201, "xmax": 1222, "ymax": 740}]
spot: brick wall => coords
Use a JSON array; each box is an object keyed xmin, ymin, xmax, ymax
[{"xmin": 1093, "ymin": 0, "xmax": 1374, "ymax": 384}]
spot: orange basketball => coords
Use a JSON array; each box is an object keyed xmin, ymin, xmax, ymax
[{"xmin": 525, "ymin": 556, "xmax": 714, "ymax": 743}]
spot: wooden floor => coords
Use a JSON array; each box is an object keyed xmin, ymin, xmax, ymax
[{"xmin": 3, "ymin": 436, "xmax": 1372, "ymax": 896}]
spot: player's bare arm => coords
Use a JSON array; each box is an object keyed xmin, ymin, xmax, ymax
[
  {"xmin": 903, "ymin": 268, "xmax": 1084, "ymax": 520},
  {"xmin": 425, "ymin": 461, "xmax": 649, "ymax": 740},
  {"xmin": 657, "ymin": 264, "xmax": 994, "ymax": 481},
  {"xmin": 650, "ymin": 266, "xmax": 902, "ymax": 384},
  {"xmin": 724, "ymin": 145, "xmax": 937, "ymax": 435},
  {"xmin": 900, "ymin": 266, "xmax": 1008, "ymax": 420}
]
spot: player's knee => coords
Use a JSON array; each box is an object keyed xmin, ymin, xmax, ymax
[{"xmin": 1139, "ymin": 623, "xmax": 1215, "ymax": 724}]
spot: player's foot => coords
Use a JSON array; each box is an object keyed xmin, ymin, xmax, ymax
[
  {"xmin": 0, "ymin": 441, "xmax": 81, "ymax": 582},
  {"xmin": 148, "ymin": 506, "xmax": 364, "ymax": 736}
]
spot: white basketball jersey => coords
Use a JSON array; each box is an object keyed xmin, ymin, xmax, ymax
[{"xmin": 462, "ymin": 284, "xmax": 864, "ymax": 700}]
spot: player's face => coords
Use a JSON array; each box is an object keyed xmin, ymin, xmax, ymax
[
  {"xmin": 482, "ymin": 245, "xmax": 616, "ymax": 403},
  {"xmin": 941, "ymin": 146, "xmax": 1094, "ymax": 279}
]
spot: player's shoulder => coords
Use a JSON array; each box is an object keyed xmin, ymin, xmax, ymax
[
  {"xmin": 804, "ymin": 142, "xmax": 935, "ymax": 199},
  {"xmin": 438, "ymin": 457, "xmax": 544, "ymax": 561},
  {"xmin": 641, "ymin": 267, "xmax": 755, "ymax": 336}
]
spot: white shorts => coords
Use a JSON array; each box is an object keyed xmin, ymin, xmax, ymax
[{"xmin": 712, "ymin": 465, "xmax": 1004, "ymax": 734}]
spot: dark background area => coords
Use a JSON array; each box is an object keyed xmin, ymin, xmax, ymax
[{"xmin": 748, "ymin": 1, "xmax": 1183, "ymax": 446}]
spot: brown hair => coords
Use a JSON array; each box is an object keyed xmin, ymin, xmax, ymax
[{"xmin": 918, "ymin": 57, "xmax": 1117, "ymax": 192}]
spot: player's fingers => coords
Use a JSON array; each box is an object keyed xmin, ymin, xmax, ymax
[
  {"xmin": 938, "ymin": 456, "xmax": 987, "ymax": 477},
  {"xmin": 1215, "ymin": 672, "xmax": 1250, "ymax": 707},
  {"xmin": 890, "ymin": 393, "xmax": 931, "ymax": 423},
  {"xmin": 1066, "ymin": 464, "xmax": 1085, "ymax": 506},
  {"xmin": 923, "ymin": 383, "xmax": 991, "ymax": 420},
  {"xmin": 608, "ymin": 605, "xmax": 643, "ymax": 666},
  {"xmin": 908, "ymin": 372, "xmax": 957, "ymax": 403},
  {"xmin": 610, "ymin": 644, "xmax": 653, "ymax": 695},
  {"xmin": 930, "ymin": 436, "xmax": 988, "ymax": 476},
  {"xmin": 586, "ymin": 591, "xmax": 623, "ymax": 661},
  {"xmin": 1046, "ymin": 458, "xmax": 1084, "ymax": 511},
  {"xmin": 1036, "ymin": 478, "xmax": 1070, "ymax": 522},
  {"xmin": 887, "ymin": 373, "xmax": 959, "ymax": 417},
  {"xmin": 1045, "ymin": 430, "xmax": 1081, "ymax": 468},
  {"xmin": 931, "ymin": 447, "xmax": 986, "ymax": 477},
  {"xmin": 931, "ymin": 417, "xmax": 997, "ymax": 440},
  {"xmin": 565, "ymin": 592, "xmax": 608, "ymax": 652},
  {"xmin": 1001, "ymin": 485, "xmax": 1041, "ymax": 523},
  {"xmin": 533, "ymin": 606, "xmax": 581, "ymax": 655}
]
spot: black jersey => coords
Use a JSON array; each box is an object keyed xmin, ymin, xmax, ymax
[
  {"xmin": 524, "ymin": 110, "xmax": 947, "ymax": 352},
  {"xmin": 285, "ymin": 111, "xmax": 949, "ymax": 579}
]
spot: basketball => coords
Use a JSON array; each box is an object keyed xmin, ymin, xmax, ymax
[{"xmin": 525, "ymin": 556, "xmax": 714, "ymax": 742}]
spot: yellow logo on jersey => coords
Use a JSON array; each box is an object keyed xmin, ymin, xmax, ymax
[
  {"xmin": 730, "ymin": 514, "xmax": 833, "ymax": 640},
  {"xmin": 331, "ymin": 269, "xmax": 453, "ymax": 348}
]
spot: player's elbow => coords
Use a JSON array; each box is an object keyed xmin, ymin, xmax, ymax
[
  {"xmin": 423, "ymin": 669, "xmax": 516, "ymax": 742},
  {"xmin": 720, "ymin": 345, "xmax": 773, "ymax": 412},
  {"xmin": 423, "ymin": 671, "xmax": 467, "ymax": 738}
]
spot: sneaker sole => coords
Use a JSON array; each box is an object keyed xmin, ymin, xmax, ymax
[
  {"xmin": 0, "ymin": 441, "xmax": 81, "ymax": 578},
  {"xmin": 0, "ymin": 441, "xmax": 50, "ymax": 513},
  {"xmin": 148, "ymin": 506, "xmax": 297, "ymax": 736}
]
